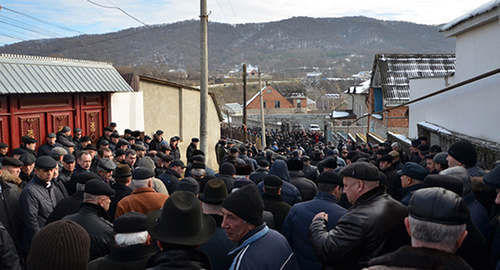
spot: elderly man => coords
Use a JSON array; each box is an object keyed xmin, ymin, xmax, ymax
[
  {"xmin": 186, "ymin": 137, "xmax": 199, "ymax": 162},
  {"xmin": 115, "ymin": 167, "xmax": 169, "ymax": 218},
  {"xmin": 87, "ymin": 212, "xmax": 156, "ymax": 270},
  {"xmin": 64, "ymin": 179, "xmax": 116, "ymax": 261},
  {"xmin": 37, "ymin": 133, "xmax": 62, "ymax": 156},
  {"xmin": 367, "ymin": 187, "xmax": 472, "ymax": 269},
  {"xmin": 447, "ymin": 140, "xmax": 485, "ymax": 176},
  {"xmin": 309, "ymin": 162, "xmax": 409, "ymax": 269},
  {"xmin": 59, "ymin": 154, "xmax": 76, "ymax": 183},
  {"xmin": 20, "ymin": 156, "xmax": 58, "ymax": 253},
  {"xmin": 397, "ymin": 162, "xmax": 428, "ymax": 206},
  {"xmin": 149, "ymin": 130, "xmax": 164, "ymax": 152},
  {"xmin": 221, "ymin": 184, "xmax": 299, "ymax": 269},
  {"xmin": 97, "ymin": 158, "xmax": 116, "ymax": 185}
]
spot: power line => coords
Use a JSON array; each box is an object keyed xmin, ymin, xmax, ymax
[
  {"xmin": 214, "ymin": 0, "xmax": 230, "ymax": 22},
  {"xmin": 226, "ymin": 0, "xmax": 239, "ymax": 23},
  {"xmin": 0, "ymin": 6, "xmax": 85, "ymax": 35},
  {"xmin": 0, "ymin": 14, "xmax": 63, "ymax": 37},
  {"xmin": 0, "ymin": 31, "xmax": 27, "ymax": 41},
  {"xmin": 0, "ymin": 18, "xmax": 61, "ymax": 38}
]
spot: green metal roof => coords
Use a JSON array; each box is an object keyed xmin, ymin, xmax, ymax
[{"xmin": 0, "ymin": 54, "xmax": 133, "ymax": 94}]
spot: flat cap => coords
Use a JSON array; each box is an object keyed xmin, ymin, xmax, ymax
[
  {"xmin": 47, "ymin": 133, "xmax": 57, "ymax": 138},
  {"xmin": 77, "ymin": 172, "xmax": 101, "ymax": 184},
  {"xmin": 322, "ymin": 157, "xmax": 337, "ymax": 169},
  {"xmin": 19, "ymin": 154, "xmax": 36, "ymax": 165},
  {"xmin": 397, "ymin": 162, "xmax": 428, "ymax": 181},
  {"xmin": 74, "ymin": 128, "xmax": 82, "ymax": 133},
  {"xmin": 170, "ymin": 160, "xmax": 186, "ymax": 168},
  {"xmin": 156, "ymin": 130, "xmax": 164, "ymax": 135},
  {"xmin": 35, "ymin": 156, "xmax": 57, "ymax": 169},
  {"xmin": 2, "ymin": 157, "xmax": 24, "ymax": 167},
  {"xmin": 12, "ymin": 148, "xmax": 27, "ymax": 156},
  {"xmin": 388, "ymin": 150, "xmax": 400, "ymax": 158},
  {"xmin": 60, "ymin": 139, "xmax": 75, "ymax": 148},
  {"xmin": 160, "ymin": 154, "xmax": 174, "ymax": 162},
  {"xmin": 98, "ymin": 158, "xmax": 116, "ymax": 172},
  {"xmin": 0, "ymin": 143, "xmax": 8, "ymax": 149},
  {"xmin": 115, "ymin": 149, "xmax": 126, "ymax": 156},
  {"xmin": 83, "ymin": 144, "xmax": 97, "ymax": 151},
  {"xmin": 63, "ymin": 154, "xmax": 76, "ymax": 163},
  {"xmin": 378, "ymin": 154, "xmax": 393, "ymax": 163},
  {"xmin": 339, "ymin": 162, "xmax": 379, "ymax": 181},
  {"xmin": 483, "ymin": 164, "xmax": 500, "ymax": 189},
  {"xmin": 104, "ymin": 126, "xmax": 113, "ymax": 132},
  {"xmin": 220, "ymin": 163, "xmax": 235, "ymax": 175},
  {"xmin": 430, "ymin": 145, "xmax": 442, "ymax": 153},
  {"xmin": 409, "ymin": 187, "xmax": 469, "ymax": 225},
  {"xmin": 110, "ymin": 133, "xmax": 121, "ymax": 138},
  {"xmin": 80, "ymin": 136, "xmax": 92, "ymax": 142},
  {"xmin": 134, "ymin": 144, "xmax": 146, "ymax": 151},
  {"xmin": 51, "ymin": 147, "xmax": 68, "ymax": 157},
  {"xmin": 317, "ymin": 171, "xmax": 343, "ymax": 186},
  {"xmin": 144, "ymin": 135, "xmax": 151, "ymax": 140},
  {"xmin": 114, "ymin": 212, "xmax": 147, "ymax": 233},
  {"xmin": 61, "ymin": 126, "xmax": 71, "ymax": 133},
  {"xmin": 229, "ymin": 147, "xmax": 239, "ymax": 154},
  {"xmin": 170, "ymin": 136, "xmax": 178, "ymax": 141},
  {"xmin": 422, "ymin": 174, "xmax": 463, "ymax": 196},
  {"xmin": 192, "ymin": 137, "xmax": 199, "ymax": 142},
  {"xmin": 22, "ymin": 135, "xmax": 37, "ymax": 144},
  {"xmin": 433, "ymin": 152, "xmax": 448, "ymax": 165},
  {"xmin": 257, "ymin": 159, "xmax": 270, "ymax": 168},
  {"xmin": 98, "ymin": 140, "xmax": 109, "ymax": 146},
  {"xmin": 132, "ymin": 167, "xmax": 154, "ymax": 180},
  {"xmin": 192, "ymin": 162, "xmax": 206, "ymax": 169},
  {"xmin": 176, "ymin": 177, "xmax": 199, "ymax": 194},
  {"xmin": 84, "ymin": 179, "xmax": 115, "ymax": 196},
  {"xmin": 264, "ymin": 175, "xmax": 283, "ymax": 187}
]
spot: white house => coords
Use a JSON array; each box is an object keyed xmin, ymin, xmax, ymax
[{"xmin": 408, "ymin": 0, "xmax": 500, "ymax": 166}]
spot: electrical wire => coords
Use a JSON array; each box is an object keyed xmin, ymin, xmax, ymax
[
  {"xmin": 214, "ymin": 0, "xmax": 230, "ymax": 22},
  {"xmin": 0, "ymin": 31, "xmax": 27, "ymax": 41},
  {"xmin": 0, "ymin": 18, "xmax": 61, "ymax": 38},
  {"xmin": 226, "ymin": 0, "xmax": 239, "ymax": 23},
  {"xmin": 0, "ymin": 15, "xmax": 63, "ymax": 37},
  {"xmin": 1, "ymin": 6, "xmax": 84, "ymax": 34}
]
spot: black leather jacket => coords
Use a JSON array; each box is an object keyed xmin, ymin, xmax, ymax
[
  {"xmin": 64, "ymin": 203, "xmax": 115, "ymax": 261},
  {"xmin": 309, "ymin": 186, "xmax": 410, "ymax": 270}
]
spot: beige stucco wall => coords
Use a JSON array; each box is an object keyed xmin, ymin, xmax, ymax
[{"xmin": 140, "ymin": 80, "xmax": 221, "ymax": 169}]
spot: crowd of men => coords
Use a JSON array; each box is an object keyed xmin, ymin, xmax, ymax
[{"xmin": 0, "ymin": 125, "xmax": 499, "ymax": 270}]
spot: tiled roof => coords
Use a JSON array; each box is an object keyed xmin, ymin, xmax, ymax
[
  {"xmin": 371, "ymin": 54, "xmax": 456, "ymax": 104},
  {"xmin": 0, "ymin": 54, "xmax": 133, "ymax": 94}
]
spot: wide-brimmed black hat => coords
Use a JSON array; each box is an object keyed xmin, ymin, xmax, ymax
[{"xmin": 146, "ymin": 191, "xmax": 215, "ymax": 246}]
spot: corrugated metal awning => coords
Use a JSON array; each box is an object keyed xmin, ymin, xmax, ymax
[{"xmin": 0, "ymin": 54, "xmax": 134, "ymax": 94}]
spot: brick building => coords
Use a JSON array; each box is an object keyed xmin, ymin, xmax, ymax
[{"xmin": 246, "ymin": 85, "xmax": 308, "ymax": 115}]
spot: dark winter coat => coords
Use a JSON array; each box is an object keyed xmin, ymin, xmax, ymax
[
  {"xmin": 65, "ymin": 164, "xmax": 90, "ymax": 196},
  {"xmin": 366, "ymin": 246, "xmax": 472, "ymax": 270},
  {"xmin": 87, "ymin": 244, "xmax": 156, "ymax": 270},
  {"xmin": 302, "ymin": 164, "xmax": 320, "ymax": 183},
  {"xmin": 20, "ymin": 176, "xmax": 57, "ymax": 253},
  {"xmin": 380, "ymin": 167, "xmax": 401, "ymax": 200},
  {"xmin": 215, "ymin": 174, "xmax": 235, "ymax": 193},
  {"xmin": 108, "ymin": 183, "xmax": 132, "ymax": 221},
  {"xmin": 257, "ymin": 160, "xmax": 302, "ymax": 205},
  {"xmin": 289, "ymin": 171, "xmax": 317, "ymax": 202},
  {"xmin": 228, "ymin": 224, "xmax": 299, "ymax": 270},
  {"xmin": 0, "ymin": 223, "xmax": 22, "ymax": 270},
  {"xmin": 262, "ymin": 193, "xmax": 291, "ymax": 232},
  {"xmin": 186, "ymin": 143, "xmax": 197, "ymax": 162},
  {"xmin": 198, "ymin": 214, "xmax": 236, "ymax": 270},
  {"xmin": 158, "ymin": 169, "xmax": 181, "ymax": 194},
  {"xmin": 399, "ymin": 183, "xmax": 422, "ymax": 206},
  {"xmin": 249, "ymin": 168, "xmax": 268, "ymax": 184},
  {"xmin": 146, "ymin": 249, "xmax": 212, "ymax": 270},
  {"xmin": 282, "ymin": 192, "xmax": 346, "ymax": 270},
  {"xmin": 170, "ymin": 145, "xmax": 181, "ymax": 160},
  {"xmin": 46, "ymin": 191, "xmax": 84, "ymax": 223},
  {"xmin": 309, "ymin": 186, "xmax": 410, "ymax": 270},
  {"xmin": 64, "ymin": 203, "xmax": 115, "ymax": 261}
]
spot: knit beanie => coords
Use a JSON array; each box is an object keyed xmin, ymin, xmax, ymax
[
  {"xmin": 27, "ymin": 220, "xmax": 90, "ymax": 270},
  {"xmin": 222, "ymin": 184, "xmax": 264, "ymax": 226},
  {"xmin": 448, "ymin": 140, "xmax": 477, "ymax": 167}
]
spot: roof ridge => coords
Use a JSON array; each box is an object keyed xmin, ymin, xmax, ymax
[{"xmin": 0, "ymin": 53, "xmax": 112, "ymax": 66}]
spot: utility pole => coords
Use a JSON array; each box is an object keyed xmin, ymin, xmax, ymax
[
  {"xmin": 259, "ymin": 69, "xmax": 266, "ymax": 149},
  {"xmin": 199, "ymin": 0, "xmax": 209, "ymax": 155},
  {"xmin": 242, "ymin": 64, "xmax": 247, "ymax": 142}
]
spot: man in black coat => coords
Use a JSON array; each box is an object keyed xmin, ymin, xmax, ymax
[
  {"xmin": 64, "ymin": 179, "xmax": 116, "ymax": 261},
  {"xmin": 108, "ymin": 164, "xmax": 133, "ymax": 221},
  {"xmin": 262, "ymin": 175, "xmax": 291, "ymax": 232},
  {"xmin": 366, "ymin": 188, "xmax": 472, "ymax": 269},
  {"xmin": 87, "ymin": 212, "xmax": 156, "ymax": 270},
  {"xmin": 158, "ymin": 160, "xmax": 185, "ymax": 194},
  {"xmin": 148, "ymin": 130, "xmax": 164, "ymax": 152},
  {"xmin": 47, "ymin": 172, "xmax": 101, "ymax": 223},
  {"xmin": 249, "ymin": 159, "xmax": 269, "ymax": 184},
  {"xmin": 309, "ymin": 162, "xmax": 410, "ymax": 269},
  {"xmin": 287, "ymin": 159, "xmax": 317, "ymax": 202},
  {"xmin": 186, "ymin": 137, "xmax": 199, "ymax": 162}
]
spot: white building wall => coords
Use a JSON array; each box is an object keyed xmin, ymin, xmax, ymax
[
  {"xmin": 110, "ymin": 92, "xmax": 145, "ymax": 135},
  {"xmin": 409, "ymin": 16, "xmax": 500, "ymax": 142}
]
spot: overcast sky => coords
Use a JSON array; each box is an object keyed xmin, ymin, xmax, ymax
[{"xmin": 0, "ymin": 0, "xmax": 489, "ymax": 46}]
